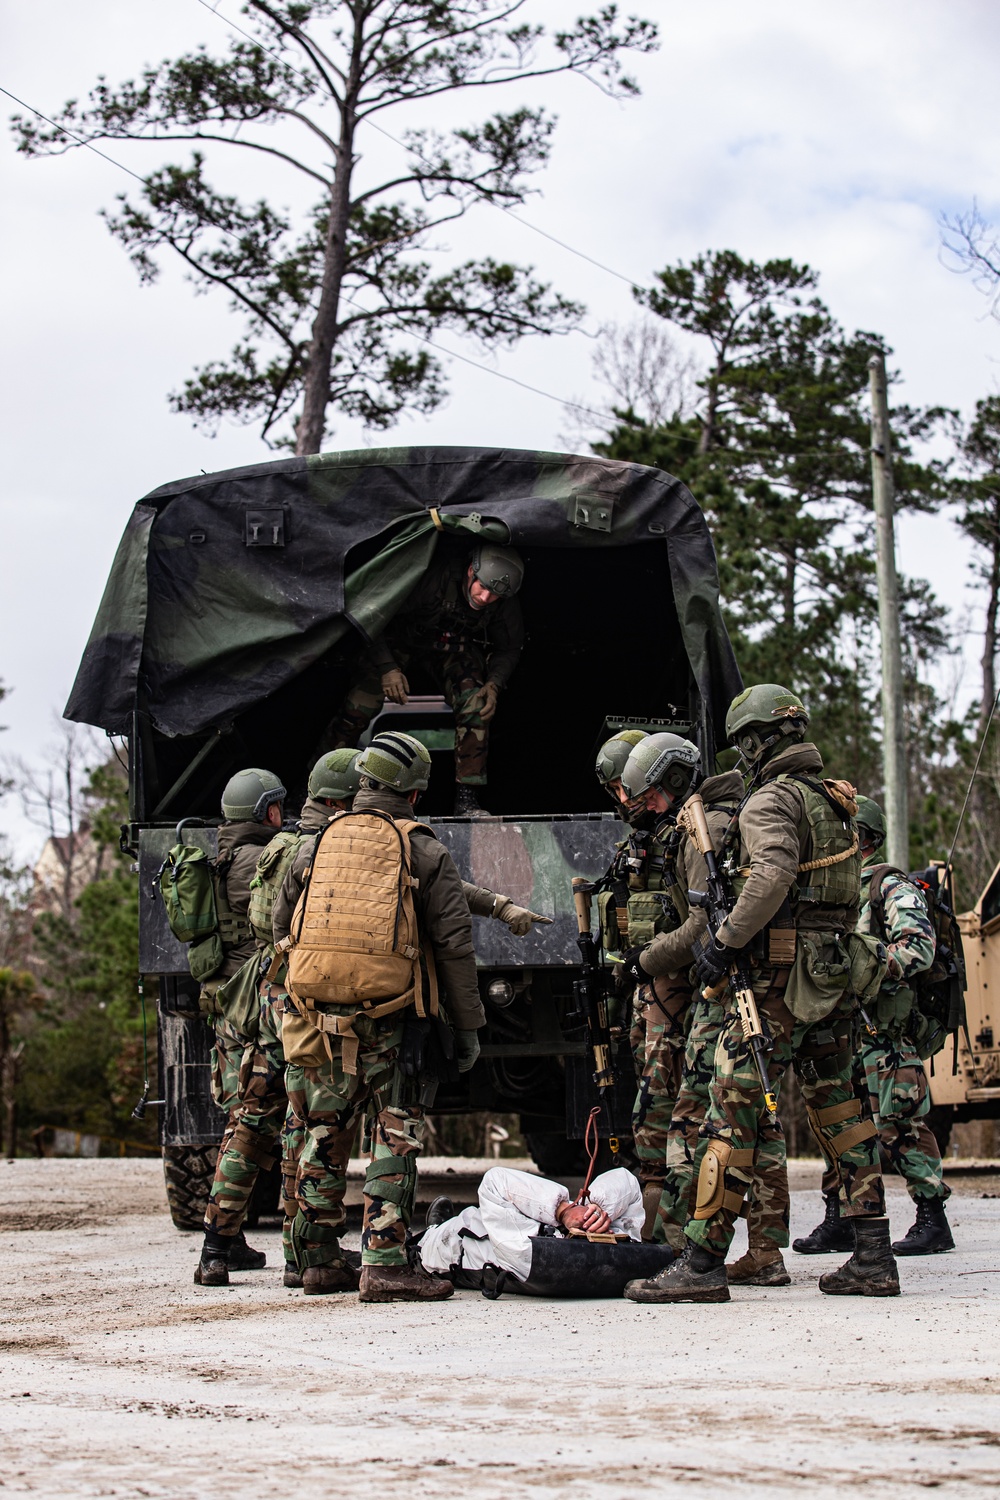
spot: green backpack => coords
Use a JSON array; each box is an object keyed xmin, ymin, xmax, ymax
[{"xmin": 158, "ymin": 836, "xmax": 227, "ymax": 984}]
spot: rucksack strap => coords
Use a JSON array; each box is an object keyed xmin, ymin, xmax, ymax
[{"xmin": 865, "ymin": 863, "xmax": 908, "ymax": 940}]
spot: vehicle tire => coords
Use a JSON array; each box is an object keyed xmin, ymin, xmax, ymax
[
  {"xmin": 162, "ymin": 1143, "xmax": 219, "ymax": 1231},
  {"xmin": 523, "ymin": 1131, "xmax": 589, "ymax": 1178},
  {"xmin": 925, "ymin": 1105, "xmax": 954, "ymax": 1156}
]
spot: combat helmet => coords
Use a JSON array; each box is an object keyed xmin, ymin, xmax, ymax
[
  {"xmin": 308, "ymin": 749, "xmax": 362, "ymax": 803},
  {"xmin": 595, "ymin": 729, "xmax": 648, "ymax": 789},
  {"xmin": 855, "ymin": 795, "xmax": 886, "ymax": 851},
  {"xmin": 470, "ymin": 543, "xmax": 524, "ymax": 599},
  {"xmin": 725, "ymin": 684, "xmax": 809, "ymax": 768},
  {"xmin": 355, "ymin": 731, "xmax": 432, "ymax": 792},
  {"xmin": 221, "ymin": 767, "xmax": 286, "ymax": 822},
  {"xmin": 621, "ymin": 732, "xmax": 701, "ymax": 804}
]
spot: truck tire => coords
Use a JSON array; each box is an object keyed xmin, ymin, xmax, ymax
[{"xmin": 162, "ymin": 1144, "xmax": 219, "ymax": 1231}]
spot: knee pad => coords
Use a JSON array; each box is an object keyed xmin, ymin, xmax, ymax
[
  {"xmin": 693, "ymin": 1138, "xmax": 755, "ymax": 1220},
  {"xmin": 806, "ymin": 1099, "xmax": 876, "ymax": 1159},
  {"xmin": 364, "ymin": 1153, "xmax": 417, "ymax": 1208}
]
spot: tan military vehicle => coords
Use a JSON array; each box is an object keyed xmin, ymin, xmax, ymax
[{"xmin": 928, "ymin": 860, "xmax": 1000, "ymax": 1149}]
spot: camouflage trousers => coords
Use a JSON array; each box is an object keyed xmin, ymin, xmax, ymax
[
  {"xmin": 285, "ymin": 1010, "xmax": 424, "ymax": 1270},
  {"xmin": 205, "ymin": 980, "xmax": 291, "ymax": 1246},
  {"xmin": 659, "ymin": 993, "xmax": 790, "ymax": 1254},
  {"xmin": 330, "ymin": 644, "xmax": 492, "ymax": 784},
  {"xmin": 629, "ymin": 981, "xmax": 687, "ymax": 1193},
  {"xmin": 818, "ymin": 1029, "xmax": 950, "ymax": 1204},
  {"xmin": 686, "ymin": 974, "xmax": 885, "ymax": 1258}
]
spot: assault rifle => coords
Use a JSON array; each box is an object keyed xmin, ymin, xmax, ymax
[
  {"xmin": 570, "ymin": 876, "xmax": 620, "ymax": 1157},
  {"xmin": 678, "ymin": 793, "xmax": 778, "ymax": 1121}
]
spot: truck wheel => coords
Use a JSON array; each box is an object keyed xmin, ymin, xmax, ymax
[
  {"xmin": 162, "ymin": 1144, "xmax": 219, "ymax": 1231},
  {"xmin": 925, "ymin": 1105, "xmax": 954, "ymax": 1156}
]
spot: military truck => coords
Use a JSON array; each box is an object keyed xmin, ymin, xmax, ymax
[
  {"xmin": 66, "ymin": 445, "xmax": 740, "ymax": 1227},
  {"xmin": 928, "ymin": 860, "xmax": 1000, "ymax": 1149}
]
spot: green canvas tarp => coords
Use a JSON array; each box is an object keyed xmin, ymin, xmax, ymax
[{"xmin": 66, "ymin": 445, "xmax": 741, "ymax": 746}]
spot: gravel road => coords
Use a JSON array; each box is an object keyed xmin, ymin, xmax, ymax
[{"xmin": 2, "ymin": 1157, "xmax": 998, "ymax": 1498}]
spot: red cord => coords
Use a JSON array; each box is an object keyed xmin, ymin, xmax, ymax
[{"xmin": 574, "ymin": 1105, "xmax": 602, "ymax": 1205}]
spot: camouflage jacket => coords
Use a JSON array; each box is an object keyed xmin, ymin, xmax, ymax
[
  {"xmin": 716, "ymin": 742, "xmax": 859, "ymax": 949},
  {"xmin": 215, "ymin": 820, "xmax": 275, "ymax": 979},
  {"xmin": 369, "ymin": 552, "xmax": 524, "ymax": 689},
  {"xmin": 856, "ymin": 856, "xmax": 935, "ymax": 997},
  {"xmin": 641, "ymin": 770, "xmax": 744, "ymax": 976}
]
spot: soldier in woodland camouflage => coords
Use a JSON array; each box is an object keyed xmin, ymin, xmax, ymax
[
  {"xmin": 272, "ymin": 737, "xmax": 547, "ymax": 1295},
  {"xmin": 794, "ymin": 797, "xmax": 953, "ymax": 1258},
  {"xmin": 625, "ymin": 686, "xmax": 899, "ymax": 1305},
  {"xmin": 610, "ymin": 734, "xmax": 790, "ymax": 1280},
  {"xmin": 327, "ymin": 544, "xmax": 524, "ymax": 816},
  {"xmin": 195, "ymin": 767, "xmax": 287, "ymax": 1286}
]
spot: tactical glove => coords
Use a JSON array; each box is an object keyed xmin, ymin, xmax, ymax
[
  {"xmin": 616, "ymin": 945, "xmax": 649, "ymax": 991},
  {"xmin": 381, "ymin": 668, "xmax": 409, "ymax": 704},
  {"xmin": 493, "ymin": 896, "xmax": 553, "ymax": 936},
  {"xmin": 692, "ymin": 932, "xmax": 733, "ymax": 990},
  {"xmin": 470, "ymin": 681, "xmax": 500, "ymax": 722},
  {"xmin": 454, "ymin": 1029, "xmax": 481, "ymax": 1073}
]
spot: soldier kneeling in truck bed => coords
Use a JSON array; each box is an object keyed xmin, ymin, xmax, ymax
[{"xmin": 326, "ymin": 543, "xmax": 525, "ymax": 816}]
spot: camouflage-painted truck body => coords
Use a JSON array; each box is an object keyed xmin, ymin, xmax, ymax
[{"xmin": 67, "ymin": 445, "xmax": 741, "ymax": 1178}]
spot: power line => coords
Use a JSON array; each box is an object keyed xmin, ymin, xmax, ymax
[
  {"xmin": 0, "ymin": 85, "xmax": 146, "ymax": 181},
  {"xmin": 191, "ymin": 0, "xmax": 642, "ymax": 289},
  {"xmin": 4, "ymin": 80, "xmax": 615, "ymax": 427}
]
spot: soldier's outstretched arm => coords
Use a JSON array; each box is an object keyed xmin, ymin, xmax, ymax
[{"xmin": 414, "ymin": 839, "xmax": 485, "ymax": 1031}]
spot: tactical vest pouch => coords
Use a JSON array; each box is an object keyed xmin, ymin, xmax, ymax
[
  {"xmin": 785, "ymin": 931, "xmax": 852, "ymax": 1024},
  {"xmin": 188, "ymin": 932, "xmax": 225, "ymax": 985},
  {"xmin": 280, "ymin": 1006, "xmax": 332, "ymax": 1071},
  {"xmin": 596, "ymin": 890, "xmax": 622, "ymax": 952},
  {"xmin": 215, "ymin": 952, "xmax": 264, "ymax": 1041},
  {"xmin": 845, "ymin": 930, "xmax": 889, "ymax": 1005},
  {"xmin": 158, "ymin": 843, "xmax": 218, "ymax": 945},
  {"xmin": 248, "ymin": 830, "xmax": 302, "ymax": 946},
  {"xmin": 626, "ymin": 891, "xmax": 674, "ymax": 947}
]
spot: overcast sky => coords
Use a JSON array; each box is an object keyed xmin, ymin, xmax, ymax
[{"xmin": 3, "ymin": 0, "xmax": 1000, "ymax": 858}]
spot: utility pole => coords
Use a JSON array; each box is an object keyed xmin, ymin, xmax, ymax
[{"xmin": 869, "ymin": 352, "xmax": 909, "ymax": 870}]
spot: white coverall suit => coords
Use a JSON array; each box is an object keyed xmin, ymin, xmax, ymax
[{"xmin": 419, "ymin": 1166, "xmax": 644, "ymax": 1281}]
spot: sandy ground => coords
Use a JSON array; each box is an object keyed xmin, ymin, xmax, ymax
[{"xmin": 2, "ymin": 1158, "xmax": 999, "ymax": 1499}]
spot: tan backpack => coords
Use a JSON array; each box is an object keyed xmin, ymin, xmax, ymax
[{"xmin": 284, "ymin": 809, "xmax": 437, "ymax": 1073}]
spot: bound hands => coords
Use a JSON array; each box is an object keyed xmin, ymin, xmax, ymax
[
  {"xmin": 557, "ymin": 1199, "xmax": 612, "ymax": 1235},
  {"xmin": 469, "ymin": 680, "xmax": 500, "ymax": 722},
  {"xmin": 381, "ymin": 668, "xmax": 409, "ymax": 705}
]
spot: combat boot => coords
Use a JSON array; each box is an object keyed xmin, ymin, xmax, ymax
[
  {"xmin": 302, "ymin": 1260, "xmax": 361, "ymax": 1295},
  {"xmin": 891, "ymin": 1196, "xmax": 954, "ymax": 1256},
  {"xmin": 818, "ymin": 1217, "xmax": 900, "ymax": 1297},
  {"xmin": 425, "ymin": 1196, "xmax": 457, "ymax": 1229},
  {"xmin": 228, "ymin": 1231, "xmax": 267, "ymax": 1271},
  {"xmin": 283, "ymin": 1262, "xmax": 303, "ymax": 1288},
  {"xmin": 453, "ymin": 786, "xmax": 486, "ymax": 817},
  {"xmin": 359, "ymin": 1264, "xmax": 455, "ymax": 1302},
  {"xmin": 792, "ymin": 1192, "xmax": 854, "ymax": 1254},
  {"xmin": 624, "ymin": 1241, "xmax": 729, "ymax": 1304},
  {"xmin": 193, "ymin": 1230, "xmax": 232, "ymax": 1286},
  {"xmin": 726, "ymin": 1247, "xmax": 791, "ymax": 1286}
]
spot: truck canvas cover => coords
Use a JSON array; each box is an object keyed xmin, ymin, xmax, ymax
[{"xmin": 66, "ymin": 447, "xmax": 740, "ymax": 793}]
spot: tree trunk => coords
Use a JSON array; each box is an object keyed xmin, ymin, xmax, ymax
[{"xmin": 295, "ymin": 33, "xmax": 364, "ymax": 456}]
